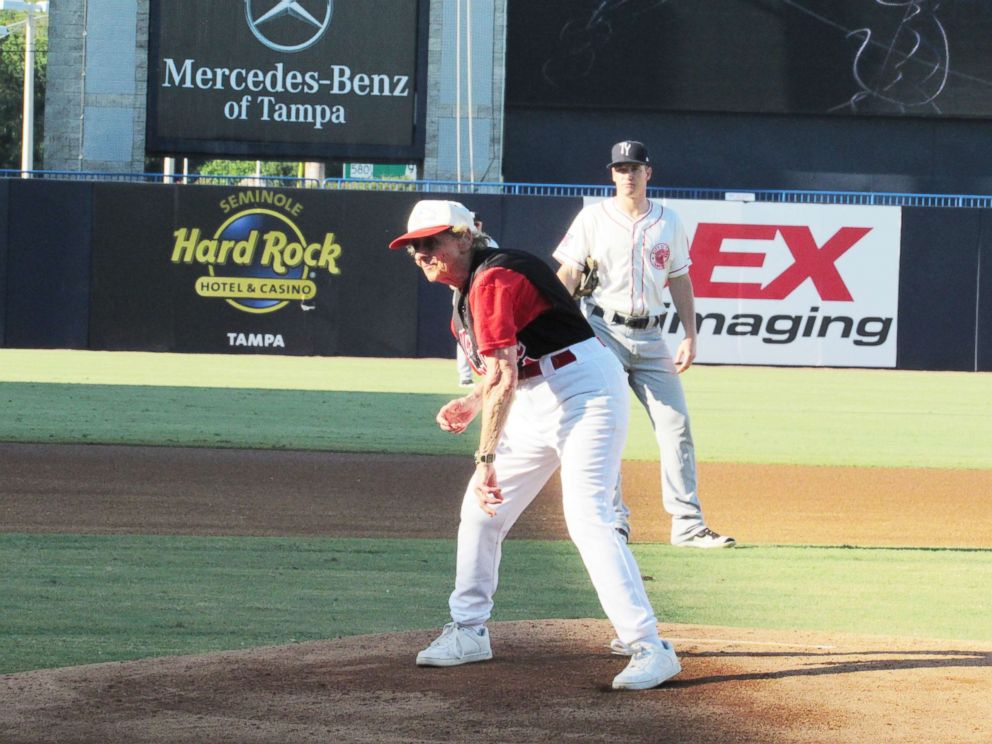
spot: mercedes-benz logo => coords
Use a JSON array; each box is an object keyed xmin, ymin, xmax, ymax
[{"xmin": 245, "ymin": 0, "xmax": 334, "ymax": 53}]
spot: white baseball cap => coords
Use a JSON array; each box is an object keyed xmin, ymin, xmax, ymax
[{"xmin": 388, "ymin": 200, "xmax": 477, "ymax": 250}]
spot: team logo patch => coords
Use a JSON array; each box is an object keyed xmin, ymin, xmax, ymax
[{"xmin": 650, "ymin": 243, "xmax": 670, "ymax": 269}]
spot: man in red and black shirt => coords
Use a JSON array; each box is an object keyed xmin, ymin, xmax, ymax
[{"xmin": 389, "ymin": 200, "xmax": 681, "ymax": 690}]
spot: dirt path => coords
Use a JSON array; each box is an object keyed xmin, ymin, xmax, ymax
[{"xmin": 2, "ymin": 443, "xmax": 990, "ymax": 547}]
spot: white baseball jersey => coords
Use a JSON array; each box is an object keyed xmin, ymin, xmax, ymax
[{"xmin": 554, "ymin": 199, "xmax": 690, "ymax": 317}]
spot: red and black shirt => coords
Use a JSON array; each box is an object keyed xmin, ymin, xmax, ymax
[{"xmin": 453, "ymin": 248, "xmax": 593, "ymax": 375}]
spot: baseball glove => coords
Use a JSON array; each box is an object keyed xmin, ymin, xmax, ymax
[{"xmin": 572, "ymin": 257, "xmax": 599, "ymax": 299}]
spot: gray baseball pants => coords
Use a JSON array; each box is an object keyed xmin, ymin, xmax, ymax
[{"xmin": 585, "ymin": 310, "xmax": 706, "ymax": 543}]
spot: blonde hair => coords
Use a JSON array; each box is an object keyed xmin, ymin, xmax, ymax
[{"xmin": 446, "ymin": 224, "xmax": 492, "ymax": 251}]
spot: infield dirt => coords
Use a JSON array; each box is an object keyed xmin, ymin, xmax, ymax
[{"xmin": 1, "ymin": 442, "xmax": 991, "ymax": 743}]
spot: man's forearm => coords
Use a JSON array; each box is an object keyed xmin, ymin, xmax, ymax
[
  {"xmin": 669, "ymin": 275, "xmax": 697, "ymax": 338},
  {"xmin": 476, "ymin": 352, "xmax": 518, "ymax": 456}
]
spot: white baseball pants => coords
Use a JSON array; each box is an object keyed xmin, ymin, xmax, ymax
[{"xmin": 447, "ymin": 337, "xmax": 660, "ymax": 646}]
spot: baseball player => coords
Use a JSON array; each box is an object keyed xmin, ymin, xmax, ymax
[
  {"xmin": 555, "ymin": 140, "xmax": 735, "ymax": 548},
  {"xmin": 389, "ymin": 199, "xmax": 681, "ymax": 690}
]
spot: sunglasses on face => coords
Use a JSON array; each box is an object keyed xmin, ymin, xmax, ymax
[{"xmin": 406, "ymin": 231, "xmax": 451, "ymax": 258}]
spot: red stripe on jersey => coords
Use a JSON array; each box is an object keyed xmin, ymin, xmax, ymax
[{"xmin": 469, "ymin": 267, "xmax": 551, "ymax": 354}]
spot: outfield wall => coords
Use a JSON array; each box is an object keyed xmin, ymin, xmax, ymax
[{"xmin": 0, "ymin": 180, "xmax": 988, "ymax": 371}]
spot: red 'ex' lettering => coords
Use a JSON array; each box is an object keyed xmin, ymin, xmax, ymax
[{"xmin": 690, "ymin": 223, "xmax": 871, "ymax": 301}]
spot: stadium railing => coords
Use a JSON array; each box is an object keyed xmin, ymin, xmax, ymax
[{"xmin": 1, "ymin": 169, "xmax": 991, "ymax": 208}]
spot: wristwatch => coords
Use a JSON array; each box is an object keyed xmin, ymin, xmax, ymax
[{"xmin": 474, "ymin": 451, "xmax": 496, "ymax": 465}]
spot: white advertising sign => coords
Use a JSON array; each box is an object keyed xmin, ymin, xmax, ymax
[
  {"xmin": 663, "ymin": 200, "xmax": 901, "ymax": 367},
  {"xmin": 580, "ymin": 198, "xmax": 901, "ymax": 367}
]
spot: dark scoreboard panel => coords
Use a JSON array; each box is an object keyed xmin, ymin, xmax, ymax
[
  {"xmin": 507, "ymin": 0, "xmax": 992, "ymax": 118},
  {"xmin": 146, "ymin": 0, "xmax": 428, "ymax": 159}
]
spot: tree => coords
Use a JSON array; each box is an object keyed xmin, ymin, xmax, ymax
[
  {"xmin": 144, "ymin": 155, "xmax": 315, "ymax": 183},
  {"xmin": 0, "ymin": 8, "xmax": 47, "ymax": 170},
  {"xmin": 196, "ymin": 159, "xmax": 300, "ymax": 179}
]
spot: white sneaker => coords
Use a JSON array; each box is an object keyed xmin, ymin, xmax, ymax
[
  {"xmin": 672, "ymin": 527, "xmax": 736, "ymax": 549},
  {"xmin": 612, "ymin": 639, "xmax": 681, "ymax": 690},
  {"xmin": 609, "ymin": 638, "xmax": 634, "ymax": 656},
  {"xmin": 416, "ymin": 622, "xmax": 493, "ymax": 667}
]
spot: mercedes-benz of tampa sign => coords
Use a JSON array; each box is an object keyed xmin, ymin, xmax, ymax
[{"xmin": 147, "ymin": 0, "xmax": 427, "ymax": 159}]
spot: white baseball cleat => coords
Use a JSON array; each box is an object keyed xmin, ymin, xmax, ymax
[
  {"xmin": 416, "ymin": 622, "xmax": 493, "ymax": 667},
  {"xmin": 672, "ymin": 527, "xmax": 736, "ymax": 549},
  {"xmin": 612, "ymin": 639, "xmax": 681, "ymax": 690}
]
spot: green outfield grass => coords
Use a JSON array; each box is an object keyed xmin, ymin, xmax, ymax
[
  {"xmin": 2, "ymin": 533, "xmax": 990, "ymax": 675},
  {"xmin": 1, "ymin": 350, "xmax": 990, "ymax": 468},
  {"xmin": 2, "ymin": 349, "xmax": 990, "ymax": 674}
]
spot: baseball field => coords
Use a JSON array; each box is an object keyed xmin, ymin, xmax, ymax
[{"xmin": 1, "ymin": 349, "xmax": 990, "ymax": 743}]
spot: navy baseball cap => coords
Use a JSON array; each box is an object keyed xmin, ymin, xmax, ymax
[{"xmin": 608, "ymin": 140, "xmax": 650, "ymax": 168}]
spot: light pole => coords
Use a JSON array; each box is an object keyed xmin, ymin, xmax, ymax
[{"xmin": 0, "ymin": 0, "xmax": 49, "ymax": 176}]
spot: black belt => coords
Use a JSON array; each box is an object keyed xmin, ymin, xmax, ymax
[
  {"xmin": 590, "ymin": 305, "xmax": 661, "ymax": 329},
  {"xmin": 518, "ymin": 349, "xmax": 577, "ymax": 381}
]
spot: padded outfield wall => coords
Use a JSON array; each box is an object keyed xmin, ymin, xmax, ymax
[{"xmin": 0, "ymin": 181, "xmax": 988, "ymax": 371}]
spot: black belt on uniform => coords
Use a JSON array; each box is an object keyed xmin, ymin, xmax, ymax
[
  {"xmin": 590, "ymin": 305, "xmax": 662, "ymax": 329},
  {"xmin": 518, "ymin": 349, "xmax": 577, "ymax": 381}
]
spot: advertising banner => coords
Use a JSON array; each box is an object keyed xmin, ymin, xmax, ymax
[
  {"xmin": 579, "ymin": 198, "xmax": 900, "ymax": 368},
  {"xmin": 665, "ymin": 200, "xmax": 901, "ymax": 368},
  {"xmin": 169, "ymin": 186, "xmax": 345, "ymax": 354},
  {"xmin": 147, "ymin": 0, "xmax": 427, "ymax": 159},
  {"xmin": 90, "ymin": 184, "xmax": 422, "ymax": 357}
]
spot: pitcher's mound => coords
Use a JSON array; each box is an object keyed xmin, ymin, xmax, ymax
[{"xmin": 3, "ymin": 620, "xmax": 990, "ymax": 743}]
